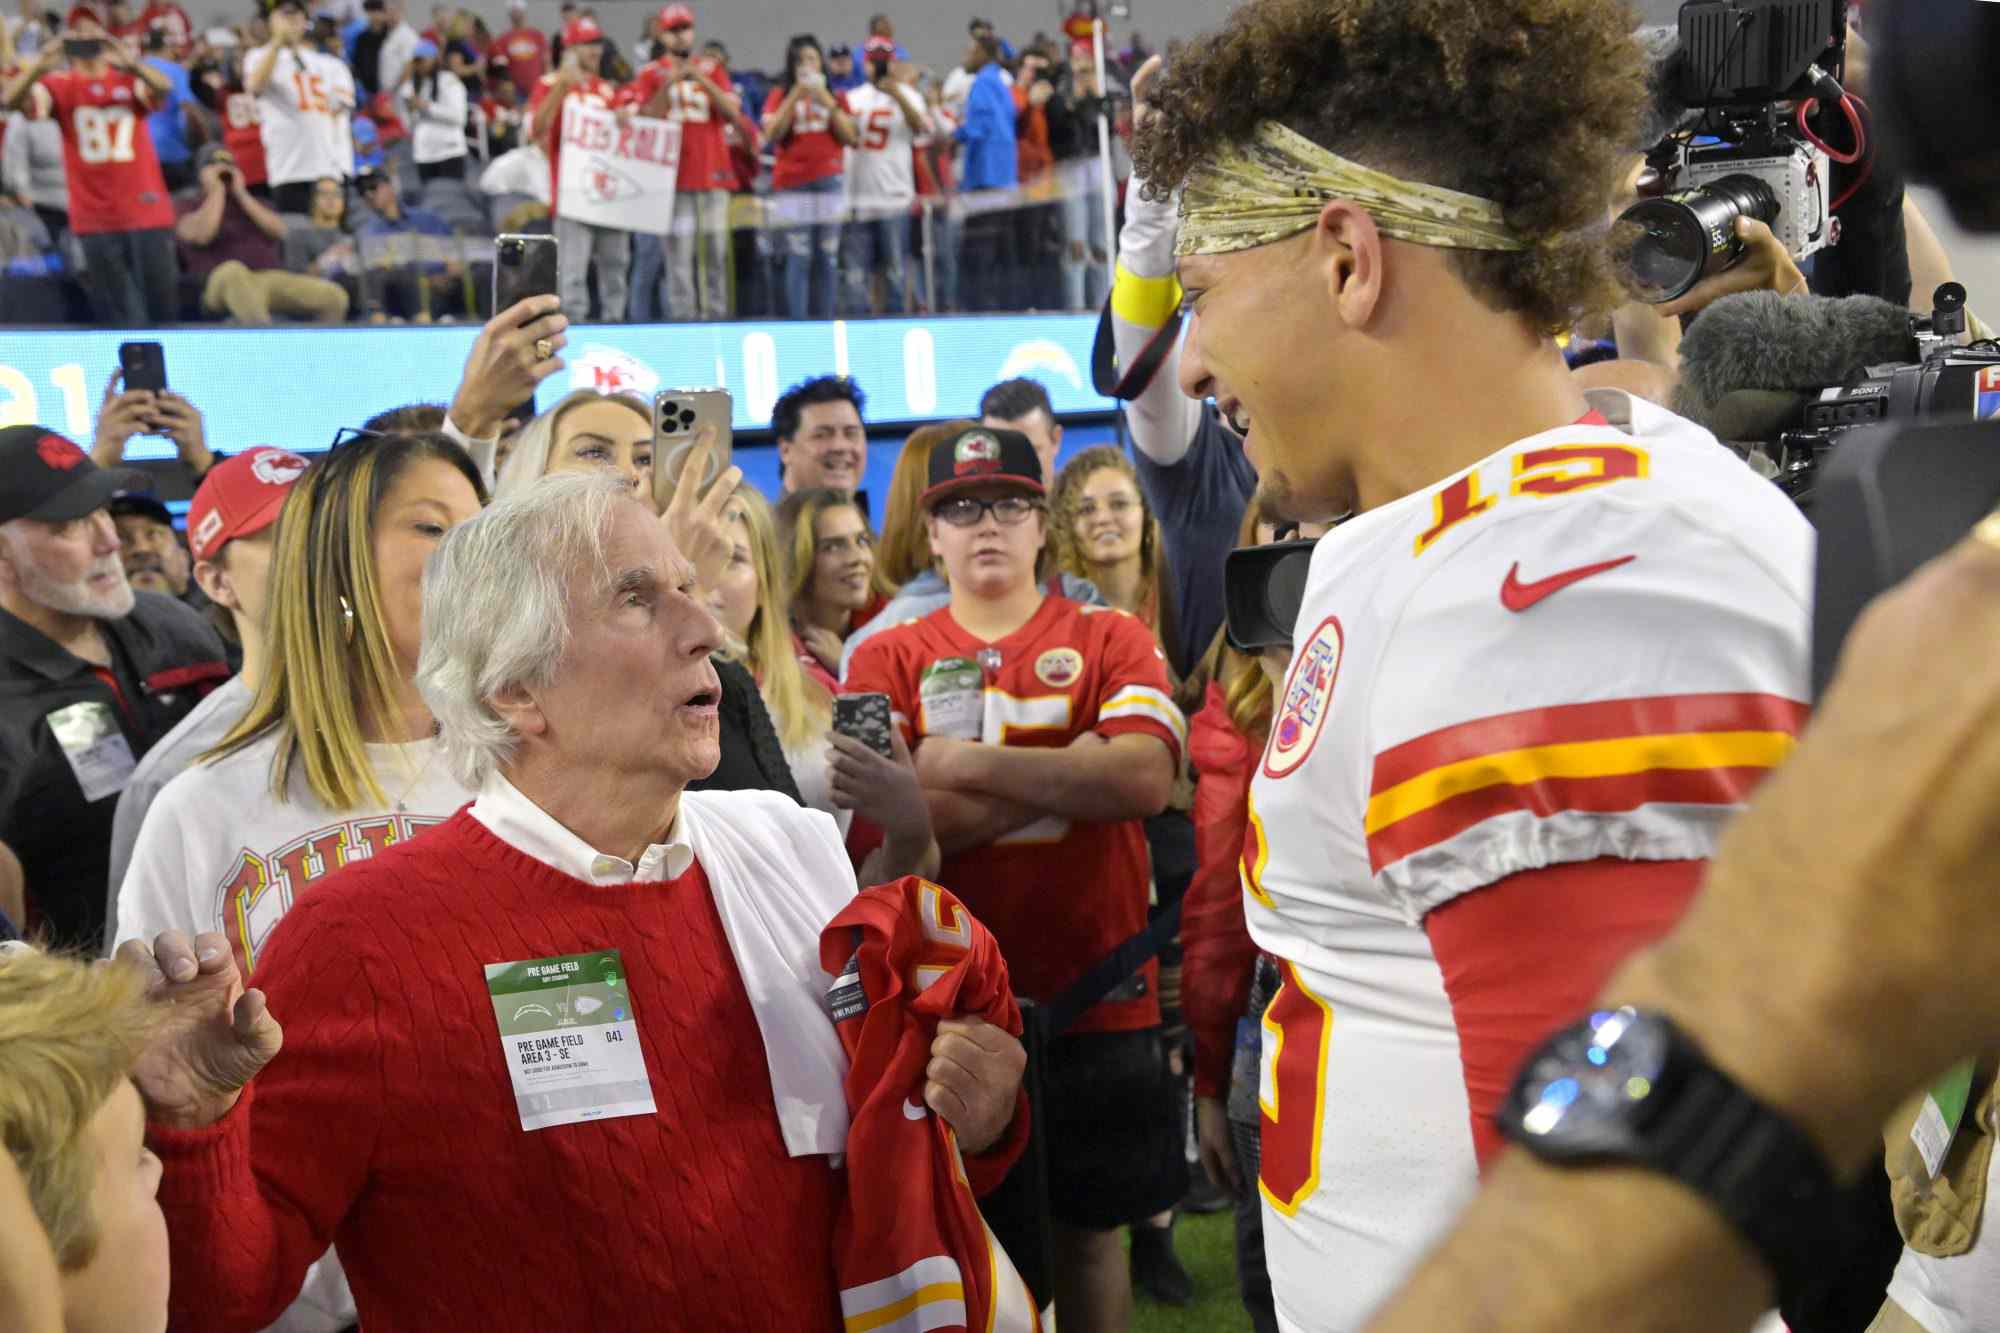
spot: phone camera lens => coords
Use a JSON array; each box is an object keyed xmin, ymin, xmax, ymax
[{"xmin": 679, "ymin": 411, "xmax": 696, "ymax": 427}]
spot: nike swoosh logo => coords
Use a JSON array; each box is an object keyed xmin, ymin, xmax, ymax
[
  {"xmin": 1499, "ymin": 555, "xmax": 1636, "ymax": 612},
  {"xmin": 903, "ymin": 1098, "xmax": 929, "ymax": 1121}
]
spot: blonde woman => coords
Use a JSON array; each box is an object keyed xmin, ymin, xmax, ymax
[
  {"xmin": 493, "ymin": 388, "xmax": 655, "ymax": 501},
  {"xmin": 709, "ymin": 486, "xmax": 938, "ymax": 882},
  {"xmin": 1050, "ymin": 444, "xmax": 1180, "ymax": 671},
  {"xmin": 113, "ymin": 431, "xmax": 486, "ymax": 1333},
  {"xmin": 0, "ymin": 947, "xmax": 165, "ymax": 1333},
  {"xmin": 774, "ymin": 487, "xmax": 884, "ymax": 682}
]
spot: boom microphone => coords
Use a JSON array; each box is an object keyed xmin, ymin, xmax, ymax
[{"xmin": 1671, "ymin": 291, "xmax": 1918, "ymax": 438}]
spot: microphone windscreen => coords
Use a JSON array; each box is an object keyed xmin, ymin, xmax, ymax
[
  {"xmin": 1674, "ymin": 291, "xmax": 1916, "ymax": 432},
  {"xmin": 1701, "ymin": 389, "xmax": 1812, "ymax": 443}
]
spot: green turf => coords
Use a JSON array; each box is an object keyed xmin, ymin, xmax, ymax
[{"xmin": 1127, "ymin": 1209, "xmax": 1256, "ymax": 1333}]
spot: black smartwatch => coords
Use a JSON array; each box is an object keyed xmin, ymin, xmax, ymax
[{"xmin": 1497, "ymin": 1007, "xmax": 1840, "ymax": 1297}]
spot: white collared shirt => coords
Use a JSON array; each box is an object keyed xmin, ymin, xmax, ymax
[{"xmin": 470, "ymin": 773, "xmax": 694, "ymax": 885}]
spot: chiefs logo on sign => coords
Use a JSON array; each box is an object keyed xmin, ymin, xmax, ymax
[
  {"xmin": 581, "ymin": 157, "xmax": 643, "ymax": 206},
  {"xmin": 37, "ymin": 434, "xmax": 85, "ymax": 471},
  {"xmin": 1265, "ymin": 616, "xmax": 1342, "ymax": 780}
]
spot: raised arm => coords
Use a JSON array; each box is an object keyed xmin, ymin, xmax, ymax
[
  {"xmin": 0, "ymin": 45, "xmax": 59, "ymax": 113},
  {"xmin": 1110, "ymin": 56, "xmax": 1204, "ymax": 463}
]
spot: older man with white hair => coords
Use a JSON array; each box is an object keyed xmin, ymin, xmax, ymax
[
  {"xmin": 0, "ymin": 425, "xmax": 227, "ymax": 950},
  {"xmin": 118, "ymin": 472, "xmax": 1029, "ymax": 1332}
]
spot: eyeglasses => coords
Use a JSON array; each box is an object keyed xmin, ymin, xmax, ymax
[
  {"xmin": 330, "ymin": 426, "xmax": 387, "ymax": 452},
  {"xmin": 933, "ymin": 495, "xmax": 1040, "ymax": 528}
]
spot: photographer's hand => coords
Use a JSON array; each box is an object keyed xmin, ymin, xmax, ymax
[
  {"xmin": 91, "ymin": 370, "xmax": 157, "ymax": 467},
  {"xmin": 152, "ymin": 392, "xmax": 214, "ymax": 476},
  {"xmin": 1655, "ymin": 217, "xmax": 1807, "ymax": 319}
]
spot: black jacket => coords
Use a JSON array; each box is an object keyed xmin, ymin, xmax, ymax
[
  {"xmin": 687, "ymin": 655, "xmax": 802, "ymax": 804},
  {"xmin": 0, "ymin": 592, "xmax": 228, "ymax": 949}
]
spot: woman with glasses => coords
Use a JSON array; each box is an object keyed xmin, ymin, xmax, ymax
[
  {"xmin": 1051, "ymin": 445, "xmax": 1179, "ymax": 672},
  {"xmin": 113, "ymin": 430, "xmax": 488, "ymax": 1333},
  {"xmin": 709, "ymin": 487, "xmax": 937, "ymax": 881},
  {"xmin": 775, "ymin": 487, "xmax": 887, "ymax": 683}
]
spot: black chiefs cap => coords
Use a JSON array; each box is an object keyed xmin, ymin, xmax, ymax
[
  {"xmin": 922, "ymin": 425, "xmax": 1044, "ymax": 507},
  {"xmin": 0, "ymin": 425, "xmax": 147, "ymax": 525}
]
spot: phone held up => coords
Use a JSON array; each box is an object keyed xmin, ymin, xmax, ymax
[
  {"xmin": 651, "ymin": 388, "xmax": 735, "ymax": 509},
  {"xmin": 493, "ymin": 233, "xmax": 559, "ymax": 314},
  {"xmin": 832, "ymin": 693, "xmax": 895, "ymax": 759},
  {"xmin": 118, "ymin": 341, "xmax": 168, "ymax": 394}
]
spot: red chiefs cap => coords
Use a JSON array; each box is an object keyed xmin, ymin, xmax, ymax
[
  {"xmin": 656, "ymin": 3, "xmax": 693, "ymax": 30},
  {"xmin": 186, "ymin": 447, "xmax": 310, "ymax": 563},
  {"xmin": 921, "ymin": 425, "xmax": 1043, "ymax": 507},
  {"xmin": 561, "ymin": 15, "xmax": 604, "ymax": 45},
  {"xmin": 862, "ymin": 34, "xmax": 895, "ymax": 57},
  {"xmin": 0, "ymin": 424, "xmax": 144, "ymax": 524}
]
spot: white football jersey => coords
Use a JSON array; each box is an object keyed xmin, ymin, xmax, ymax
[
  {"xmin": 257, "ymin": 47, "xmax": 355, "ymax": 187},
  {"xmin": 844, "ymin": 81, "xmax": 928, "ymax": 208},
  {"xmin": 1245, "ymin": 391, "xmax": 1814, "ymax": 1332}
]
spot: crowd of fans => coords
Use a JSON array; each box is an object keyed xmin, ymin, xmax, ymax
[
  {"xmin": 7, "ymin": 3, "xmax": 2000, "ymax": 1333},
  {"xmin": 0, "ymin": 0, "xmax": 1133, "ymax": 325}
]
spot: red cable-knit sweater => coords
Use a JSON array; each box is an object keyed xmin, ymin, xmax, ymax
[{"xmin": 150, "ymin": 808, "xmax": 846, "ymax": 1333}]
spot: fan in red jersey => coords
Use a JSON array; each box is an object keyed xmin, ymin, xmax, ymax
[
  {"xmin": 845, "ymin": 424, "xmax": 1188, "ymax": 1333},
  {"xmin": 527, "ymin": 14, "xmax": 626, "ymax": 319},
  {"xmin": 2, "ymin": 13, "xmax": 178, "ymax": 322},
  {"xmin": 623, "ymin": 3, "xmax": 741, "ymax": 320}
]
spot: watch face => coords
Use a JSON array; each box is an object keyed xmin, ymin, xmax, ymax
[{"xmin": 1506, "ymin": 1008, "xmax": 1675, "ymax": 1157}]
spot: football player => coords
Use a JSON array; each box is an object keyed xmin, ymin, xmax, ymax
[
  {"xmin": 1130, "ymin": 2, "xmax": 1816, "ymax": 1329},
  {"xmin": 844, "ymin": 424, "xmax": 1186, "ymax": 1333}
]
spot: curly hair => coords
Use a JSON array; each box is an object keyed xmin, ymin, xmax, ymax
[
  {"xmin": 1049, "ymin": 446, "xmax": 1180, "ymax": 671},
  {"xmin": 1132, "ymin": 0, "xmax": 1648, "ymax": 332}
]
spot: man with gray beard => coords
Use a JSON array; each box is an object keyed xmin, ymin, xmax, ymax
[{"xmin": 0, "ymin": 425, "xmax": 227, "ymax": 950}]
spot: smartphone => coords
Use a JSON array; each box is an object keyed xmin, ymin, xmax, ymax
[
  {"xmin": 118, "ymin": 341, "xmax": 167, "ymax": 393},
  {"xmin": 832, "ymin": 693, "xmax": 895, "ymax": 759},
  {"xmin": 651, "ymin": 388, "xmax": 734, "ymax": 503},
  {"xmin": 63, "ymin": 36, "xmax": 103, "ymax": 58},
  {"xmin": 492, "ymin": 233, "xmax": 559, "ymax": 315}
]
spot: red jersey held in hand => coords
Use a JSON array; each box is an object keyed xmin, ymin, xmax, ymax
[
  {"xmin": 820, "ymin": 877, "xmax": 1040, "ymax": 1333},
  {"xmin": 34, "ymin": 69, "xmax": 172, "ymax": 234},
  {"xmin": 844, "ymin": 596, "xmax": 1186, "ymax": 1034}
]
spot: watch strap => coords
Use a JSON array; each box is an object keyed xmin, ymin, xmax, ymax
[{"xmin": 1643, "ymin": 1058, "xmax": 1838, "ymax": 1295}]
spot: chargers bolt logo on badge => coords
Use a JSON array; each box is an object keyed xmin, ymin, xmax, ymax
[
  {"xmin": 954, "ymin": 430, "xmax": 1003, "ymax": 477},
  {"xmin": 1265, "ymin": 616, "xmax": 1343, "ymax": 779},
  {"xmin": 1035, "ymin": 647, "xmax": 1082, "ymax": 687}
]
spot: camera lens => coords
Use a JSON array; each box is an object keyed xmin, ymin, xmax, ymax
[
  {"xmin": 500, "ymin": 240, "xmax": 522, "ymax": 264},
  {"xmin": 1616, "ymin": 173, "xmax": 1779, "ymax": 304},
  {"xmin": 678, "ymin": 410, "xmax": 696, "ymax": 427}
]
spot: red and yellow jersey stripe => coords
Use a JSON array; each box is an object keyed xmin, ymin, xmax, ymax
[{"xmin": 1364, "ymin": 692, "xmax": 1808, "ymax": 874}]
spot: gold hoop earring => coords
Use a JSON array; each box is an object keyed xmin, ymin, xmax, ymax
[{"xmin": 338, "ymin": 595, "xmax": 356, "ymax": 642}]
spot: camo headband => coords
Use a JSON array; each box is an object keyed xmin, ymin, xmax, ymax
[{"xmin": 1175, "ymin": 121, "xmax": 1527, "ymax": 257}]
